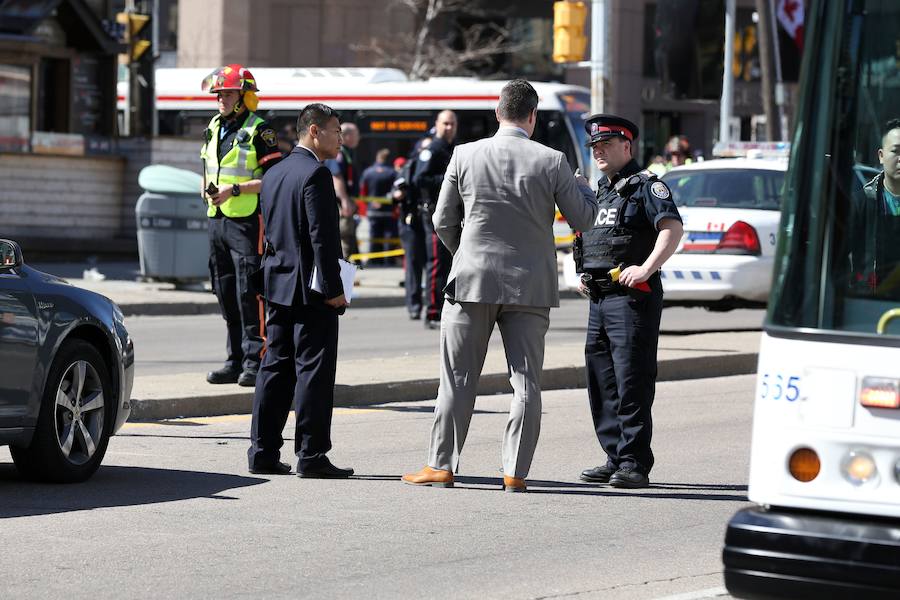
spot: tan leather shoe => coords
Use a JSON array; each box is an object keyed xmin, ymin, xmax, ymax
[
  {"xmin": 503, "ymin": 475, "xmax": 527, "ymax": 493},
  {"xmin": 402, "ymin": 466, "xmax": 454, "ymax": 488}
]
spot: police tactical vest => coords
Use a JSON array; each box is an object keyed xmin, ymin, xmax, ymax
[
  {"xmin": 200, "ymin": 112, "xmax": 265, "ymax": 218},
  {"xmin": 576, "ymin": 171, "xmax": 657, "ymax": 273}
]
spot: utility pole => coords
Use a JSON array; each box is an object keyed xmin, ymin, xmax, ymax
[
  {"xmin": 768, "ymin": 0, "xmax": 786, "ymax": 138},
  {"xmin": 590, "ymin": 0, "xmax": 609, "ymax": 182},
  {"xmin": 720, "ymin": 0, "xmax": 735, "ymax": 143},
  {"xmin": 755, "ymin": 0, "xmax": 782, "ymax": 140}
]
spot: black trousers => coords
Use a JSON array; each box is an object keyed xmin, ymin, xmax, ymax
[
  {"xmin": 400, "ymin": 210, "xmax": 426, "ymax": 316},
  {"xmin": 208, "ymin": 215, "xmax": 263, "ymax": 373},
  {"xmin": 368, "ymin": 214, "xmax": 399, "ymax": 265},
  {"xmin": 248, "ymin": 301, "xmax": 338, "ymax": 471},
  {"xmin": 421, "ymin": 208, "xmax": 452, "ymax": 322},
  {"xmin": 584, "ymin": 285, "xmax": 663, "ymax": 475}
]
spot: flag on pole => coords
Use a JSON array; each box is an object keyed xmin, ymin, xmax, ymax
[{"xmin": 776, "ymin": 0, "xmax": 804, "ymax": 50}]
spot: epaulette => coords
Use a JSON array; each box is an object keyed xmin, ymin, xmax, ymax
[{"xmin": 614, "ymin": 170, "xmax": 655, "ymax": 196}]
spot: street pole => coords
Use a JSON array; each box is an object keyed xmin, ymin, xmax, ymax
[
  {"xmin": 151, "ymin": 0, "xmax": 159, "ymax": 137},
  {"xmin": 768, "ymin": 0, "xmax": 786, "ymax": 139},
  {"xmin": 756, "ymin": 0, "xmax": 782, "ymax": 141},
  {"xmin": 720, "ymin": 0, "xmax": 735, "ymax": 143},
  {"xmin": 590, "ymin": 0, "xmax": 608, "ymax": 182}
]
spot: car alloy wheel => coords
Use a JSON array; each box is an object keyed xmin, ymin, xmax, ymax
[{"xmin": 54, "ymin": 360, "xmax": 105, "ymax": 465}]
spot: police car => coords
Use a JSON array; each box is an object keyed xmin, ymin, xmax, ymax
[{"xmin": 659, "ymin": 143, "xmax": 789, "ymax": 311}]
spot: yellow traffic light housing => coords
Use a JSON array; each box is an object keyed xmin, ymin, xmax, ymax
[
  {"xmin": 116, "ymin": 12, "xmax": 151, "ymax": 63},
  {"xmin": 553, "ymin": 1, "xmax": 587, "ymax": 63}
]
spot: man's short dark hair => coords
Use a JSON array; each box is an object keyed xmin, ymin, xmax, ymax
[
  {"xmin": 297, "ymin": 103, "xmax": 340, "ymax": 136},
  {"xmin": 497, "ymin": 79, "xmax": 538, "ymax": 123},
  {"xmin": 883, "ymin": 118, "xmax": 900, "ymax": 144}
]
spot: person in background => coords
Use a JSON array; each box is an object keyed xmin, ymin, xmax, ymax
[
  {"xmin": 359, "ymin": 148, "xmax": 399, "ymax": 266},
  {"xmin": 413, "ymin": 110, "xmax": 458, "ymax": 329},
  {"xmin": 393, "ymin": 138, "xmax": 431, "ymax": 320},
  {"xmin": 327, "ymin": 123, "xmax": 361, "ymax": 259}
]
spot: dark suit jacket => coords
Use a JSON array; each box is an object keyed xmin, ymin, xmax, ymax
[{"xmin": 260, "ymin": 145, "xmax": 344, "ymax": 307}]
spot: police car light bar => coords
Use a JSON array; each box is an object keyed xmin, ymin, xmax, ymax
[{"xmin": 712, "ymin": 141, "xmax": 791, "ymax": 159}]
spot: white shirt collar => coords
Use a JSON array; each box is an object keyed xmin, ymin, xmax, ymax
[{"xmin": 297, "ymin": 143, "xmax": 321, "ymax": 162}]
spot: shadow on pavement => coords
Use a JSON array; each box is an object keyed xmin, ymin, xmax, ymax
[
  {"xmin": 450, "ymin": 475, "xmax": 748, "ymax": 501},
  {"xmin": 358, "ymin": 406, "xmax": 506, "ymax": 415},
  {"xmin": 0, "ymin": 464, "xmax": 266, "ymax": 518}
]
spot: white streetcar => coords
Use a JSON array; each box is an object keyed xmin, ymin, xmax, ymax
[{"xmin": 722, "ymin": 0, "xmax": 900, "ymax": 597}]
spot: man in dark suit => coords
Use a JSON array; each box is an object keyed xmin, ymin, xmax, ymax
[{"xmin": 247, "ymin": 103, "xmax": 354, "ymax": 478}]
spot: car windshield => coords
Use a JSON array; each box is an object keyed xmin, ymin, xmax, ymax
[{"xmin": 662, "ymin": 168, "xmax": 785, "ymax": 210}]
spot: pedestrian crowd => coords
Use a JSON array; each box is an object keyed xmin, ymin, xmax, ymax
[{"xmin": 199, "ymin": 65, "xmax": 684, "ymax": 488}]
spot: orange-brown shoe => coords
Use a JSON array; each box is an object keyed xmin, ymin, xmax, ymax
[
  {"xmin": 503, "ymin": 475, "xmax": 527, "ymax": 493},
  {"xmin": 402, "ymin": 466, "xmax": 454, "ymax": 488}
]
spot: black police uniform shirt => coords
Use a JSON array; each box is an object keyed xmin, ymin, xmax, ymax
[
  {"xmin": 413, "ymin": 137, "xmax": 454, "ymax": 206},
  {"xmin": 325, "ymin": 147, "xmax": 358, "ymax": 198},
  {"xmin": 589, "ymin": 158, "xmax": 682, "ymax": 282},
  {"xmin": 360, "ymin": 162, "xmax": 397, "ymax": 218}
]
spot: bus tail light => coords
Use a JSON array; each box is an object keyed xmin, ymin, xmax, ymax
[
  {"xmin": 788, "ymin": 448, "xmax": 820, "ymax": 482},
  {"xmin": 715, "ymin": 221, "xmax": 761, "ymax": 255},
  {"xmin": 841, "ymin": 451, "xmax": 877, "ymax": 486},
  {"xmin": 859, "ymin": 377, "xmax": 900, "ymax": 409}
]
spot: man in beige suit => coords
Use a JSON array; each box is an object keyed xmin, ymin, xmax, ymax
[{"xmin": 402, "ymin": 80, "xmax": 599, "ymax": 492}]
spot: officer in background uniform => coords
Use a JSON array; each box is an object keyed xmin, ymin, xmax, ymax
[
  {"xmin": 393, "ymin": 138, "xmax": 431, "ymax": 319},
  {"xmin": 414, "ymin": 110, "xmax": 458, "ymax": 329},
  {"xmin": 200, "ymin": 64, "xmax": 282, "ymax": 387},
  {"xmin": 359, "ymin": 148, "xmax": 398, "ymax": 265},
  {"xmin": 575, "ymin": 115, "xmax": 683, "ymax": 489}
]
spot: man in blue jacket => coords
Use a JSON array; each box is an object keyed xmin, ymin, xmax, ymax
[{"xmin": 247, "ymin": 103, "xmax": 354, "ymax": 478}]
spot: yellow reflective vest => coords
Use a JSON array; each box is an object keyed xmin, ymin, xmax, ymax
[{"xmin": 200, "ymin": 112, "xmax": 265, "ymax": 218}]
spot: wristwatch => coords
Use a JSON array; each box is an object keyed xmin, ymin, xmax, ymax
[{"xmin": 231, "ymin": 183, "xmax": 241, "ymax": 197}]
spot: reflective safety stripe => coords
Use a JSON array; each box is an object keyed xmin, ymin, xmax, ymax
[{"xmin": 200, "ymin": 112, "xmax": 265, "ymax": 218}]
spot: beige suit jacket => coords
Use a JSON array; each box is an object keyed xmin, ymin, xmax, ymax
[{"xmin": 433, "ymin": 127, "xmax": 599, "ymax": 307}]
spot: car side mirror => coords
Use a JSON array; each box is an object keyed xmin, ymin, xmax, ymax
[{"xmin": 0, "ymin": 239, "xmax": 24, "ymax": 271}]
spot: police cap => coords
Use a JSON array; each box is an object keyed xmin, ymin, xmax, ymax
[{"xmin": 584, "ymin": 114, "xmax": 639, "ymax": 147}]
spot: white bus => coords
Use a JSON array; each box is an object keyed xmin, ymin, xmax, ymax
[
  {"xmin": 120, "ymin": 67, "xmax": 593, "ymax": 175},
  {"xmin": 722, "ymin": 0, "xmax": 900, "ymax": 598}
]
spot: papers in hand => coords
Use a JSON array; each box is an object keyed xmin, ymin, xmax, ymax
[{"xmin": 310, "ymin": 259, "xmax": 357, "ymax": 303}]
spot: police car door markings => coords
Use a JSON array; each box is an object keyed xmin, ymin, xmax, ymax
[{"xmin": 711, "ymin": 271, "xmax": 722, "ymax": 280}]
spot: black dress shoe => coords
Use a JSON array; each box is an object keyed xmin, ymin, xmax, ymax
[
  {"xmin": 580, "ymin": 465, "xmax": 617, "ymax": 483},
  {"xmin": 609, "ymin": 467, "xmax": 650, "ymax": 489},
  {"xmin": 297, "ymin": 459, "xmax": 354, "ymax": 479},
  {"xmin": 207, "ymin": 367, "xmax": 241, "ymax": 384},
  {"xmin": 249, "ymin": 461, "xmax": 292, "ymax": 475},
  {"xmin": 237, "ymin": 371, "xmax": 257, "ymax": 387}
]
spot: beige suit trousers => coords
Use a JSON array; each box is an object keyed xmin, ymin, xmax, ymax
[{"xmin": 427, "ymin": 300, "xmax": 550, "ymax": 479}]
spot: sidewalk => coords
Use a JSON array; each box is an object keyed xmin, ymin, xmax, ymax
[
  {"xmin": 31, "ymin": 260, "xmax": 761, "ymax": 421},
  {"xmin": 128, "ymin": 331, "xmax": 760, "ymax": 420}
]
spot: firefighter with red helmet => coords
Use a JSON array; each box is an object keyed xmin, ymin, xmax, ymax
[{"xmin": 200, "ymin": 64, "xmax": 282, "ymax": 387}]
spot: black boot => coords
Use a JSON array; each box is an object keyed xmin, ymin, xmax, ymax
[{"xmin": 206, "ymin": 366, "xmax": 241, "ymax": 384}]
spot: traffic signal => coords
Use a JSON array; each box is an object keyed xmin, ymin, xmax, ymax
[
  {"xmin": 116, "ymin": 11, "xmax": 151, "ymax": 63},
  {"xmin": 552, "ymin": 1, "xmax": 587, "ymax": 63}
]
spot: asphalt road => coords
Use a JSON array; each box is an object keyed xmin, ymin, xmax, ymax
[
  {"xmin": 126, "ymin": 301, "xmax": 765, "ymax": 376},
  {"xmin": 0, "ymin": 375, "xmax": 752, "ymax": 599}
]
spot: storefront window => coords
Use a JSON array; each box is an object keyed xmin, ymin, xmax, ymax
[{"xmin": 0, "ymin": 64, "xmax": 31, "ymax": 153}]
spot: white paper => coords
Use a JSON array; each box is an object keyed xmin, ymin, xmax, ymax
[{"xmin": 310, "ymin": 259, "xmax": 357, "ymax": 303}]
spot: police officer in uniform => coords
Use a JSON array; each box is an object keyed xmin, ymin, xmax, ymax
[
  {"xmin": 575, "ymin": 115, "xmax": 683, "ymax": 488},
  {"xmin": 414, "ymin": 110, "xmax": 458, "ymax": 329},
  {"xmin": 359, "ymin": 148, "xmax": 398, "ymax": 265},
  {"xmin": 200, "ymin": 65, "xmax": 282, "ymax": 387}
]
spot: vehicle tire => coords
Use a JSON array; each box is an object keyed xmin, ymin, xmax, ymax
[{"xmin": 10, "ymin": 339, "xmax": 115, "ymax": 483}]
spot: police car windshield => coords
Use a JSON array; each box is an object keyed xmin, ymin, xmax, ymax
[{"xmin": 662, "ymin": 169, "xmax": 784, "ymax": 211}]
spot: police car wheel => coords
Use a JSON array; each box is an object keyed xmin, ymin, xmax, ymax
[{"xmin": 10, "ymin": 340, "xmax": 114, "ymax": 483}]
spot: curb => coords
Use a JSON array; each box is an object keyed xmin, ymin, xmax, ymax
[
  {"xmin": 127, "ymin": 352, "xmax": 758, "ymax": 421},
  {"xmin": 117, "ymin": 290, "xmax": 583, "ymax": 317}
]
